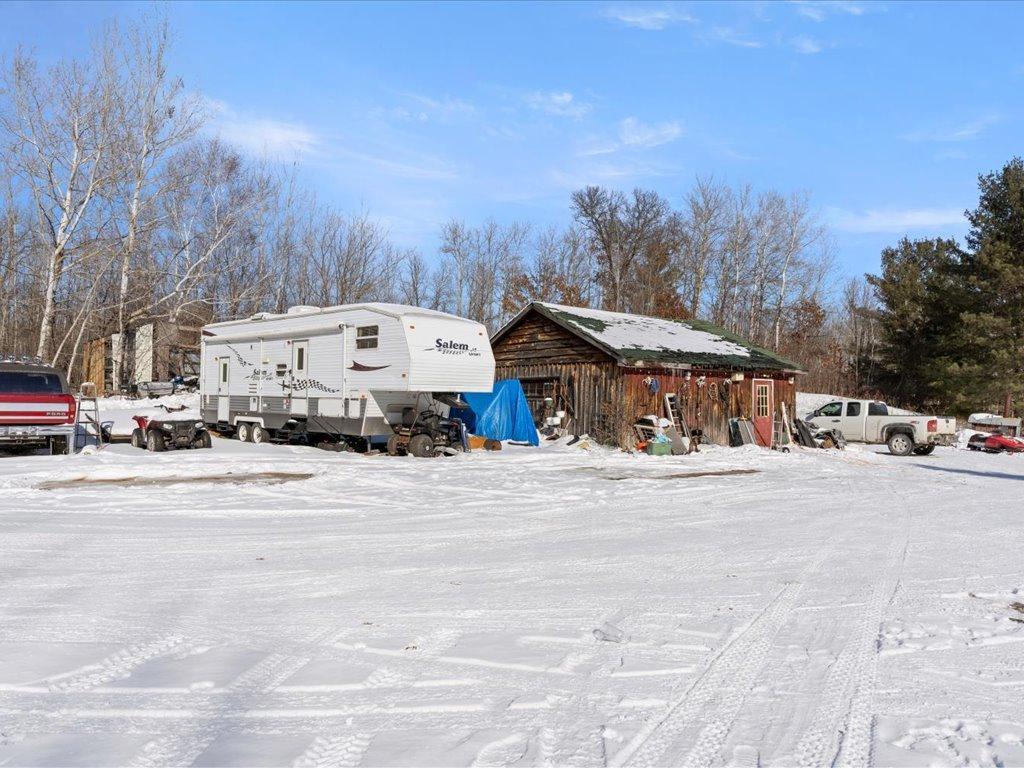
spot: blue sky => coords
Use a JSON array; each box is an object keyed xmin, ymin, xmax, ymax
[{"xmin": 2, "ymin": 1, "xmax": 1022, "ymax": 283}]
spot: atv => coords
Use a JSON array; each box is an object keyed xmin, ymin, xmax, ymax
[
  {"xmin": 131, "ymin": 415, "xmax": 212, "ymax": 452},
  {"xmin": 386, "ymin": 397, "xmax": 469, "ymax": 458}
]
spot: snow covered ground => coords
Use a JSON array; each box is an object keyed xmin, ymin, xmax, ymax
[
  {"xmin": 1, "ymin": 433, "xmax": 1023, "ymax": 766},
  {"xmin": 95, "ymin": 393, "xmax": 201, "ymax": 437}
]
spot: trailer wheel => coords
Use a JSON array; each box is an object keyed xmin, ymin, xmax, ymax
[
  {"xmin": 251, "ymin": 425, "xmax": 270, "ymax": 444},
  {"xmin": 146, "ymin": 431, "xmax": 165, "ymax": 452},
  {"xmin": 236, "ymin": 422, "xmax": 251, "ymax": 442},
  {"xmin": 408, "ymin": 434, "xmax": 434, "ymax": 458},
  {"xmin": 886, "ymin": 431, "xmax": 914, "ymax": 456},
  {"xmin": 131, "ymin": 428, "xmax": 146, "ymax": 449},
  {"xmin": 386, "ymin": 434, "xmax": 402, "ymax": 456},
  {"xmin": 913, "ymin": 444, "xmax": 936, "ymax": 456}
]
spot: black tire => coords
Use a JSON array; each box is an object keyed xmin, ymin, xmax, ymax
[
  {"xmin": 146, "ymin": 431, "xmax": 165, "ymax": 452},
  {"xmin": 386, "ymin": 434, "xmax": 402, "ymax": 456},
  {"xmin": 251, "ymin": 425, "xmax": 270, "ymax": 444},
  {"xmin": 131, "ymin": 428, "xmax": 146, "ymax": 449},
  {"xmin": 194, "ymin": 431, "xmax": 212, "ymax": 449},
  {"xmin": 408, "ymin": 433, "xmax": 434, "ymax": 458},
  {"xmin": 913, "ymin": 444, "xmax": 936, "ymax": 456},
  {"xmin": 236, "ymin": 422, "xmax": 251, "ymax": 442},
  {"xmin": 887, "ymin": 431, "xmax": 914, "ymax": 457}
]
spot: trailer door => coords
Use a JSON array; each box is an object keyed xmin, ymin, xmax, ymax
[
  {"xmin": 290, "ymin": 340, "xmax": 309, "ymax": 417},
  {"xmin": 216, "ymin": 357, "xmax": 230, "ymax": 422}
]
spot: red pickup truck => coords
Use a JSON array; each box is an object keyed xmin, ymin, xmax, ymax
[{"xmin": 0, "ymin": 360, "xmax": 77, "ymax": 454}]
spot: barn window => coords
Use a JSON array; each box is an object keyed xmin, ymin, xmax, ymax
[{"xmin": 356, "ymin": 325, "xmax": 379, "ymax": 350}]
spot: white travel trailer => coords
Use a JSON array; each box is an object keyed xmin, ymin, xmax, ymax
[{"xmin": 200, "ymin": 303, "xmax": 495, "ymax": 445}]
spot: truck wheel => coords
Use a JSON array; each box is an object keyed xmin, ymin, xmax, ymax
[
  {"xmin": 386, "ymin": 434, "xmax": 402, "ymax": 456},
  {"xmin": 146, "ymin": 431, "xmax": 165, "ymax": 452},
  {"xmin": 913, "ymin": 444, "xmax": 936, "ymax": 456},
  {"xmin": 408, "ymin": 433, "xmax": 434, "ymax": 458},
  {"xmin": 236, "ymin": 422, "xmax": 251, "ymax": 442},
  {"xmin": 887, "ymin": 432, "xmax": 914, "ymax": 456},
  {"xmin": 131, "ymin": 428, "xmax": 146, "ymax": 449},
  {"xmin": 251, "ymin": 425, "xmax": 270, "ymax": 444}
]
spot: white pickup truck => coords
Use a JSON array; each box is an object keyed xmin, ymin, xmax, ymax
[{"xmin": 803, "ymin": 398, "xmax": 956, "ymax": 456}]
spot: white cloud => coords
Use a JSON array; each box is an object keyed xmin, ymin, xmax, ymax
[
  {"xmin": 549, "ymin": 160, "xmax": 676, "ymax": 190},
  {"xmin": 374, "ymin": 94, "xmax": 476, "ymax": 125},
  {"xmin": 791, "ymin": 1, "xmax": 867, "ymax": 21},
  {"xmin": 827, "ymin": 206, "xmax": 966, "ymax": 233},
  {"xmin": 902, "ymin": 114, "xmax": 1000, "ymax": 143},
  {"xmin": 618, "ymin": 117, "xmax": 683, "ymax": 148},
  {"xmin": 204, "ymin": 98, "xmax": 320, "ymax": 157},
  {"xmin": 790, "ymin": 35, "xmax": 824, "ymax": 54},
  {"xmin": 524, "ymin": 90, "xmax": 592, "ymax": 119},
  {"xmin": 706, "ymin": 27, "xmax": 763, "ymax": 48},
  {"xmin": 601, "ymin": 4, "xmax": 695, "ymax": 30}
]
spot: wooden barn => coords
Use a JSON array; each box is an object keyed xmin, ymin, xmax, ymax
[{"xmin": 491, "ymin": 302, "xmax": 804, "ymax": 448}]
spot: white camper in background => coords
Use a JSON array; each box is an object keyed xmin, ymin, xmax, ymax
[{"xmin": 199, "ymin": 303, "xmax": 495, "ymax": 446}]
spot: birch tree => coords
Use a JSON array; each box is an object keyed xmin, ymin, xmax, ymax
[
  {"xmin": 107, "ymin": 16, "xmax": 201, "ymax": 387},
  {"xmin": 0, "ymin": 42, "xmax": 117, "ymax": 361}
]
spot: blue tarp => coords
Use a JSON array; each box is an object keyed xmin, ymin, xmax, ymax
[{"xmin": 457, "ymin": 379, "xmax": 539, "ymax": 446}]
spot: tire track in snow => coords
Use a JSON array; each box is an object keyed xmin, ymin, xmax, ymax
[
  {"xmin": 48, "ymin": 634, "xmax": 188, "ymax": 692},
  {"xmin": 292, "ymin": 732, "xmax": 373, "ymax": 768},
  {"xmin": 613, "ymin": 542, "xmax": 835, "ymax": 768},
  {"xmin": 611, "ymin": 584, "xmax": 799, "ymax": 768},
  {"xmin": 126, "ymin": 626, "xmax": 352, "ymax": 768},
  {"xmin": 791, "ymin": 499, "xmax": 910, "ymax": 768}
]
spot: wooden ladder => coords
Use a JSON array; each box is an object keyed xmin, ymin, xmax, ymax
[{"xmin": 664, "ymin": 392, "xmax": 698, "ymax": 453}]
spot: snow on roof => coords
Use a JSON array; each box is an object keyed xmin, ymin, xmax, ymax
[{"xmin": 530, "ymin": 302, "xmax": 802, "ymax": 371}]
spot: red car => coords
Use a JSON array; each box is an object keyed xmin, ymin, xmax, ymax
[{"xmin": 967, "ymin": 433, "xmax": 1024, "ymax": 453}]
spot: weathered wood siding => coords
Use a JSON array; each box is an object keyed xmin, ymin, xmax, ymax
[
  {"xmin": 492, "ymin": 307, "xmax": 799, "ymax": 448},
  {"xmin": 492, "ymin": 312, "xmax": 609, "ymax": 365},
  {"xmin": 622, "ymin": 370, "xmax": 796, "ymax": 447}
]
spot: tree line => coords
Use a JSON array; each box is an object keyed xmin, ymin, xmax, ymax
[
  {"xmin": 864, "ymin": 158, "xmax": 1024, "ymax": 417},
  {"xmin": 1, "ymin": 14, "xmax": 876, "ymax": 395}
]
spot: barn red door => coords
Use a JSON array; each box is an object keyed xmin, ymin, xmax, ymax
[{"xmin": 752, "ymin": 379, "xmax": 773, "ymax": 446}]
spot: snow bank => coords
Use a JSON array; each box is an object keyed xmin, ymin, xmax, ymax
[
  {"xmin": 97, "ymin": 392, "xmax": 201, "ymax": 436},
  {"xmin": 795, "ymin": 392, "xmax": 836, "ymax": 416},
  {"xmin": 955, "ymin": 428, "xmax": 987, "ymax": 449}
]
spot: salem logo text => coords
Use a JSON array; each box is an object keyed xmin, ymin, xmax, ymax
[{"xmin": 428, "ymin": 339, "xmax": 481, "ymax": 357}]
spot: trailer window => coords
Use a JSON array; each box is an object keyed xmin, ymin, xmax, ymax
[
  {"xmin": 356, "ymin": 325, "xmax": 379, "ymax": 350},
  {"xmin": 846, "ymin": 402, "xmax": 861, "ymax": 417},
  {"xmin": 220, "ymin": 361, "xmax": 228, "ymax": 383},
  {"xmin": 0, "ymin": 371, "xmax": 63, "ymax": 394}
]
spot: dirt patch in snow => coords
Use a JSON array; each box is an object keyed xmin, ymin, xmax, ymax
[
  {"xmin": 603, "ymin": 469, "xmax": 761, "ymax": 481},
  {"xmin": 37, "ymin": 471, "xmax": 313, "ymax": 490}
]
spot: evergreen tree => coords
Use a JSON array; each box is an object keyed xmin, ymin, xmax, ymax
[
  {"xmin": 867, "ymin": 237, "xmax": 962, "ymax": 409},
  {"xmin": 957, "ymin": 158, "xmax": 1024, "ymax": 415}
]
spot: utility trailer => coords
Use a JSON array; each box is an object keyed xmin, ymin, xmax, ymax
[{"xmin": 199, "ymin": 303, "xmax": 495, "ymax": 447}]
